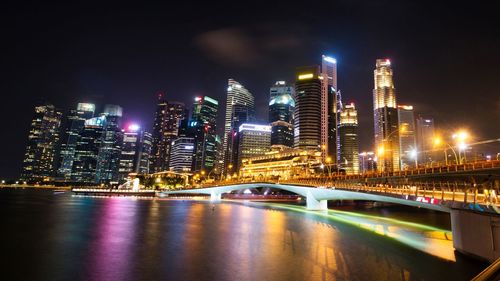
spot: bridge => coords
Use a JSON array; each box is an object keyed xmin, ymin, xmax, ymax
[{"xmin": 163, "ymin": 180, "xmax": 500, "ymax": 262}]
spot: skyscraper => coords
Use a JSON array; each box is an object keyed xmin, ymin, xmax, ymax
[
  {"xmin": 416, "ymin": 116, "xmax": 435, "ymax": 164},
  {"xmin": 269, "ymin": 81, "xmax": 295, "ymax": 148},
  {"xmin": 21, "ymin": 103, "xmax": 62, "ymax": 182},
  {"xmin": 398, "ymin": 105, "xmax": 417, "ymax": 169},
  {"xmin": 118, "ymin": 124, "xmax": 152, "ymax": 182},
  {"xmin": 58, "ymin": 103, "xmax": 95, "ymax": 180},
  {"xmin": 237, "ymin": 124, "xmax": 271, "ymax": 170},
  {"xmin": 95, "ymin": 105, "xmax": 123, "ymax": 184},
  {"xmin": 321, "ymin": 55, "xmax": 338, "ymax": 163},
  {"xmin": 338, "ymin": 103, "xmax": 359, "ymax": 175},
  {"xmin": 223, "ymin": 79, "xmax": 255, "ymax": 174},
  {"xmin": 150, "ymin": 93, "xmax": 186, "ymax": 173},
  {"xmin": 71, "ymin": 115, "xmax": 106, "ymax": 183},
  {"xmin": 373, "ymin": 59, "xmax": 400, "ymax": 172},
  {"xmin": 294, "ymin": 66, "xmax": 322, "ymax": 151},
  {"xmin": 191, "ymin": 96, "xmax": 218, "ymax": 173},
  {"xmin": 168, "ymin": 137, "xmax": 195, "ymax": 173}
]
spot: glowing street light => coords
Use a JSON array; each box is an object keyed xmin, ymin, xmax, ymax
[
  {"xmin": 409, "ymin": 148, "xmax": 418, "ymax": 168},
  {"xmin": 452, "ymin": 130, "xmax": 469, "ymax": 164}
]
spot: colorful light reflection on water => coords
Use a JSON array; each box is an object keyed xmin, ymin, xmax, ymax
[{"xmin": 239, "ymin": 201, "xmax": 456, "ymax": 261}]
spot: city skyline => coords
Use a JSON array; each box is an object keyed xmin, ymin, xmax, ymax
[{"xmin": 2, "ymin": 1, "xmax": 500, "ymax": 179}]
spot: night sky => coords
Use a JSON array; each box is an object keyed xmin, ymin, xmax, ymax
[{"xmin": 1, "ymin": 1, "xmax": 499, "ymax": 179}]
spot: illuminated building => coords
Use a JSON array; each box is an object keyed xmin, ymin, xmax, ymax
[
  {"xmin": 237, "ymin": 124, "xmax": 271, "ymax": 170},
  {"xmin": 71, "ymin": 115, "xmax": 106, "ymax": 183},
  {"xmin": 321, "ymin": 55, "xmax": 339, "ymax": 164},
  {"xmin": 359, "ymin": 152, "xmax": 377, "ymax": 173},
  {"xmin": 338, "ymin": 103, "xmax": 359, "ymax": 174},
  {"xmin": 294, "ymin": 66, "xmax": 322, "ymax": 151},
  {"xmin": 168, "ymin": 137, "xmax": 195, "ymax": 173},
  {"xmin": 96, "ymin": 105, "xmax": 123, "ymax": 184},
  {"xmin": 398, "ymin": 105, "xmax": 417, "ymax": 169},
  {"xmin": 191, "ymin": 96, "xmax": 218, "ymax": 173},
  {"xmin": 118, "ymin": 124, "xmax": 152, "ymax": 181},
  {"xmin": 269, "ymin": 81, "xmax": 295, "ymax": 148},
  {"xmin": 150, "ymin": 92, "xmax": 187, "ymax": 173},
  {"xmin": 416, "ymin": 116, "xmax": 435, "ymax": 163},
  {"xmin": 21, "ymin": 103, "xmax": 62, "ymax": 182},
  {"xmin": 239, "ymin": 148, "xmax": 321, "ymax": 180},
  {"xmin": 57, "ymin": 103, "xmax": 95, "ymax": 181},
  {"xmin": 373, "ymin": 59, "xmax": 400, "ymax": 172},
  {"xmin": 222, "ymin": 79, "xmax": 255, "ymax": 174}
]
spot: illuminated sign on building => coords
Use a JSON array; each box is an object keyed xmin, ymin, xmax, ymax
[
  {"xmin": 322, "ymin": 55, "xmax": 337, "ymax": 64},
  {"xmin": 298, "ymin": 73, "xmax": 314, "ymax": 80},
  {"xmin": 238, "ymin": 123, "xmax": 272, "ymax": 133}
]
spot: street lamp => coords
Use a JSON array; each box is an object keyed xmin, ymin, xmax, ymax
[
  {"xmin": 433, "ymin": 136, "xmax": 459, "ymax": 165},
  {"xmin": 452, "ymin": 130, "xmax": 469, "ymax": 164}
]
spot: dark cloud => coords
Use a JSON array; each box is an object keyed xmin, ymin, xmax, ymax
[{"xmin": 194, "ymin": 23, "xmax": 307, "ymax": 68}]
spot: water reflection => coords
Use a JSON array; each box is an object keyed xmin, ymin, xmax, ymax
[
  {"xmin": 83, "ymin": 197, "xmax": 137, "ymax": 281},
  {"xmin": 0, "ymin": 190, "xmax": 487, "ymax": 281}
]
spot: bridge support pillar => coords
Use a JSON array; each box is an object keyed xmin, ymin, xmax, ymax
[
  {"xmin": 450, "ymin": 209, "xmax": 500, "ymax": 262},
  {"xmin": 210, "ymin": 191, "xmax": 221, "ymax": 202},
  {"xmin": 306, "ymin": 191, "xmax": 327, "ymax": 210}
]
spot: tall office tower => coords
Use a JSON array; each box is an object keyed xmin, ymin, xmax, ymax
[
  {"xmin": 118, "ymin": 124, "xmax": 153, "ymax": 182},
  {"xmin": 397, "ymin": 105, "xmax": 417, "ymax": 169},
  {"xmin": 321, "ymin": 55, "xmax": 338, "ymax": 163},
  {"xmin": 191, "ymin": 96, "xmax": 218, "ymax": 173},
  {"xmin": 168, "ymin": 137, "xmax": 195, "ymax": 173},
  {"xmin": 58, "ymin": 103, "xmax": 95, "ymax": 180},
  {"xmin": 213, "ymin": 135, "xmax": 223, "ymax": 177},
  {"xmin": 373, "ymin": 59, "xmax": 400, "ymax": 172},
  {"xmin": 95, "ymin": 105, "xmax": 123, "ymax": 184},
  {"xmin": 294, "ymin": 66, "xmax": 322, "ymax": 151},
  {"xmin": 416, "ymin": 116, "xmax": 435, "ymax": 164},
  {"xmin": 337, "ymin": 103, "xmax": 359, "ymax": 175},
  {"xmin": 71, "ymin": 116, "xmax": 106, "ymax": 183},
  {"xmin": 269, "ymin": 81, "xmax": 295, "ymax": 148},
  {"xmin": 237, "ymin": 124, "xmax": 271, "ymax": 170},
  {"xmin": 150, "ymin": 92, "xmax": 186, "ymax": 173},
  {"xmin": 21, "ymin": 103, "xmax": 62, "ymax": 182},
  {"xmin": 359, "ymin": 152, "xmax": 377, "ymax": 173},
  {"xmin": 223, "ymin": 79, "xmax": 255, "ymax": 173}
]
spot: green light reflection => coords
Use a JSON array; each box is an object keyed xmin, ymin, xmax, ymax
[{"xmin": 237, "ymin": 201, "xmax": 456, "ymax": 261}]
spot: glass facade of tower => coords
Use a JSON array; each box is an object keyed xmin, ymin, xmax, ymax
[
  {"xmin": 416, "ymin": 116, "xmax": 435, "ymax": 163},
  {"xmin": 119, "ymin": 127, "xmax": 152, "ymax": 182},
  {"xmin": 321, "ymin": 55, "xmax": 338, "ymax": 163},
  {"xmin": 150, "ymin": 93, "xmax": 186, "ymax": 173},
  {"xmin": 269, "ymin": 81, "xmax": 295, "ymax": 148},
  {"xmin": 169, "ymin": 137, "xmax": 195, "ymax": 173},
  {"xmin": 191, "ymin": 96, "xmax": 218, "ymax": 173},
  {"xmin": 373, "ymin": 59, "xmax": 400, "ymax": 172},
  {"xmin": 294, "ymin": 66, "xmax": 322, "ymax": 151},
  {"xmin": 398, "ymin": 105, "xmax": 417, "ymax": 169},
  {"xmin": 58, "ymin": 103, "xmax": 95, "ymax": 180},
  {"xmin": 338, "ymin": 103, "xmax": 359, "ymax": 175},
  {"xmin": 95, "ymin": 105, "xmax": 123, "ymax": 184},
  {"xmin": 21, "ymin": 103, "xmax": 62, "ymax": 182},
  {"xmin": 71, "ymin": 116, "xmax": 106, "ymax": 183},
  {"xmin": 237, "ymin": 124, "xmax": 271, "ymax": 170},
  {"xmin": 222, "ymin": 79, "xmax": 255, "ymax": 174}
]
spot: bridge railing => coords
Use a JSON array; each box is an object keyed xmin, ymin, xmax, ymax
[{"xmin": 195, "ymin": 178, "xmax": 499, "ymax": 207}]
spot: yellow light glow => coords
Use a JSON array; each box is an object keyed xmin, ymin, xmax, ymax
[
  {"xmin": 433, "ymin": 137, "xmax": 442, "ymax": 146},
  {"xmin": 377, "ymin": 146, "xmax": 385, "ymax": 156},
  {"xmin": 326, "ymin": 157, "xmax": 332, "ymax": 163},
  {"xmin": 298, "ymin": 73, "xmax": 313, "ymax": 80}
]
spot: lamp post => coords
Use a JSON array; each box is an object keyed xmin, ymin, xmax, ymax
[
  {"xmin": 452, "ymin": 131, "xmax": 469, "ymax": 164},
  {"xmin": 433, "ymin": 137, "xmax": 460, "ymax": 165},
  {"xmin": 325, "ymin": 156, "xmax": 332, "ymax": 177}
]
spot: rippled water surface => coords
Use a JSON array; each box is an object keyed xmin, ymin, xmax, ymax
[{"xmin": 0, "ymin": 189, "xmax": 487, "ymax": 281}]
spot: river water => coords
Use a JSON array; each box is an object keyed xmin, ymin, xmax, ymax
[{"xmin": 0, "ymin": 189, "xmax": 488, "ymax": 281}]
